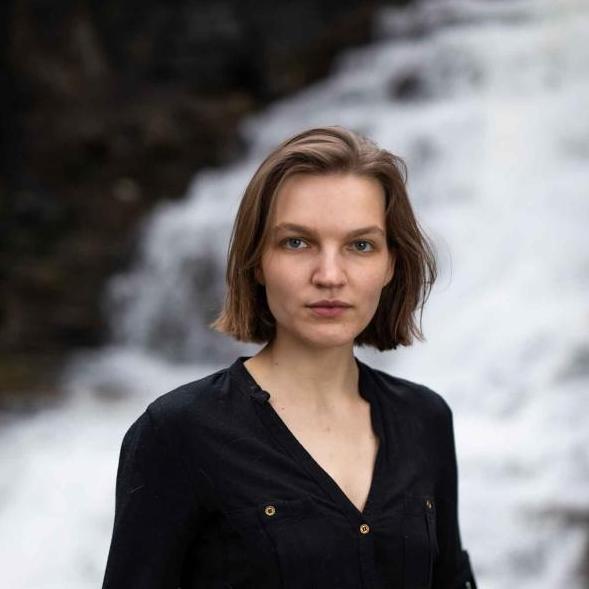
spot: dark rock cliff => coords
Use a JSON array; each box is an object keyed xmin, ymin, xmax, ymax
[{"xmin": 0, "ymin": 0, "xmax": 411, "ymax": 396}]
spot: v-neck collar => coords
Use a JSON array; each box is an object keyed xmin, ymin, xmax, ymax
[{"xmin": 229, "ymin": 355, "xmax": 387, "ymax": 525}]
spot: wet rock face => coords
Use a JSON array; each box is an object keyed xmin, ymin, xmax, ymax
[{"xmin": 0, "ymin": 0, "xmax": 410, "ymax": 385}]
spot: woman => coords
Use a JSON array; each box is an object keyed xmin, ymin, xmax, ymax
[{"xmin": 101, "ymin": 126, "xmax": 477, "ymax": 588}]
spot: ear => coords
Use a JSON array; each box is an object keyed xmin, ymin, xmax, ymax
[
  {"xmin": 384, "ymin": 250, "xmax": 396, "ymax": 287},
  {"xmin": 255, "ymin": 265, "xmax": 265, "ymax": 286}
]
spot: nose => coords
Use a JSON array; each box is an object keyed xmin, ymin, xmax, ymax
[{"xmin": 311, "ymin": 248, "xmax": 347, "ymax": 288}]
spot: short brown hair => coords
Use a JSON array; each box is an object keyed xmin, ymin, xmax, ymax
[{"xmin": 209, "ymin": 126, "xmax": 437, "ymax": 351}]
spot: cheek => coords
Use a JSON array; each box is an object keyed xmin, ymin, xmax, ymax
[
  {"xmin": 263, "ymin": 260, "xmax": 299, "ymax": 297},
  {"xmin": 357, "ymin": 267, "xmax": 389, "ymax": 295}
]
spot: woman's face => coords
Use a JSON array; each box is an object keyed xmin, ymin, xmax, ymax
[{"xmin": 256, "ymin": 172, "xmax": 395, "ymax": 350}]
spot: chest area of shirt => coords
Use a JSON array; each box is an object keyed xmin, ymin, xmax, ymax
[
  {"xmin": 187, "ymin": 393, "xmax": 440, "ymax": 587},
  {"xmin": 270, "ymin": 400, "xmax": 380, "ymax": 515},
  {"xmin": 193, "ymin": 439, "xmax": 438, "ymax": 589},
  {"xmin": 194, "ymin": 389, "xmax": 437, "ymax": 515}
]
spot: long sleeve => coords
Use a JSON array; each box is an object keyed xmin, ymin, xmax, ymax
[
  {"xmin": 432, "ymin": 401, "xmax": 477, "ymax": 589},
  {"xmin": 102, "ymin": 409, "xmax": 202, "ymax": 589}
]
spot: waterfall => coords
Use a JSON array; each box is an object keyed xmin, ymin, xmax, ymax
[{"xmin": 1, "ymin": 1, "xmax": 587, "ymax": 587}]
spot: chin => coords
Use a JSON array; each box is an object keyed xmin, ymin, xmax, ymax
[{"xmin": 296, "ymin": 325, "xmax": 359, "ymax": 350}]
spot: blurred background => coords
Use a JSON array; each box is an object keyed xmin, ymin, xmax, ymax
[{"xmin": 1, "ymin": 0, "xmax": 588, "ymax": 587}]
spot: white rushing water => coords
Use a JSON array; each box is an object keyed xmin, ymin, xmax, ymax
[{"xmin": 2, "ymin": 0, "xmax": 588, "ymax": 587}]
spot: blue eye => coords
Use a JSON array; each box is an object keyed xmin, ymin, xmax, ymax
[
  {"xmin": 283, "ymin": 237, "xmax": 308, "ymax": 249},
  {"xmin": 353, "ymin": 240, "xmax": 375, "ymax": 252}
]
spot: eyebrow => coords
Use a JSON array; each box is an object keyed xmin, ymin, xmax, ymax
[{"xmin": 272, "ymin": 223, "xmax": 385, "ymax": 238}]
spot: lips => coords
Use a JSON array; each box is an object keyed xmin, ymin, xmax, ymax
[
  {"xmin": 308, "ymin": 300, "xmax": 352, "ymax": 308},
  {"xmin": 308, "ymin": 303, "xmax": 350, "ymax": 318}
]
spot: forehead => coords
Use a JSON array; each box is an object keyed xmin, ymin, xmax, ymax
[{"xmin": 270, "ymin": 173, "xmax": 386, "ymax": 227}]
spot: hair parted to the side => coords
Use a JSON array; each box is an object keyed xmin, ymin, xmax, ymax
[{"xmin": 209, "ymin": 125, "xmax": 437, "ymax": 351}]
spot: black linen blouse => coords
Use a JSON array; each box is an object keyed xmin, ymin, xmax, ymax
[{"xmin": 102, "ymin": 355, "xmax": 477, "ymax": 589}]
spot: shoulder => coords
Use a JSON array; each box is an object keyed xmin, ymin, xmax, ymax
[
  {"xmin": 362, "ymin": 361, "xmax": 453, "ymax": 425},
  {"xmin": 119, "ymin": 363, "xmax": 239, "ymax": 447},
  {"xmin": 362, "ymin": 362, "xmax": 458, "ymax": 458},
  {"xmin": 143, "ymin": 364, "xmax": 235, "ymax": 432},
  {"xmin": 119, "ymin": 364, "xmax": 238, "ymax": 482}
]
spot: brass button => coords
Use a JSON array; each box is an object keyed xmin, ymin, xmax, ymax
[
  {"xmin": 425, "ymin": 498, "xmax": 433, "ymax": 510},
  {"xmin": 359, "ymin": 523, "xmax": 370, "ymax": 534},
  {"xmin": 264, "ymin": 505, "xmax": 276, "ymax": 517}
]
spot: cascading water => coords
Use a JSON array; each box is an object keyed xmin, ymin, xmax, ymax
[{"xmin": 1, "ymin": 1, "xmax": 587, "ymax": 587}]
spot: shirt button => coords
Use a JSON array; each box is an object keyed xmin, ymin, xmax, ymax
[
  {"xmin": 359, "ymin": 523, "xmax": 370, "ymax": 534},
  {"xmin": 264, "ymin": 505, "xmax": 276, "ymax": 517},
  {"xmin": 425, "ymin": 498, "xmax": 433, "ymax": 510}
]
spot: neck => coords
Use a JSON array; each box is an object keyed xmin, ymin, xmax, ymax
[{"xmin": 244, "ymin": 340, "xmax": 360, "ymax": 410}]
